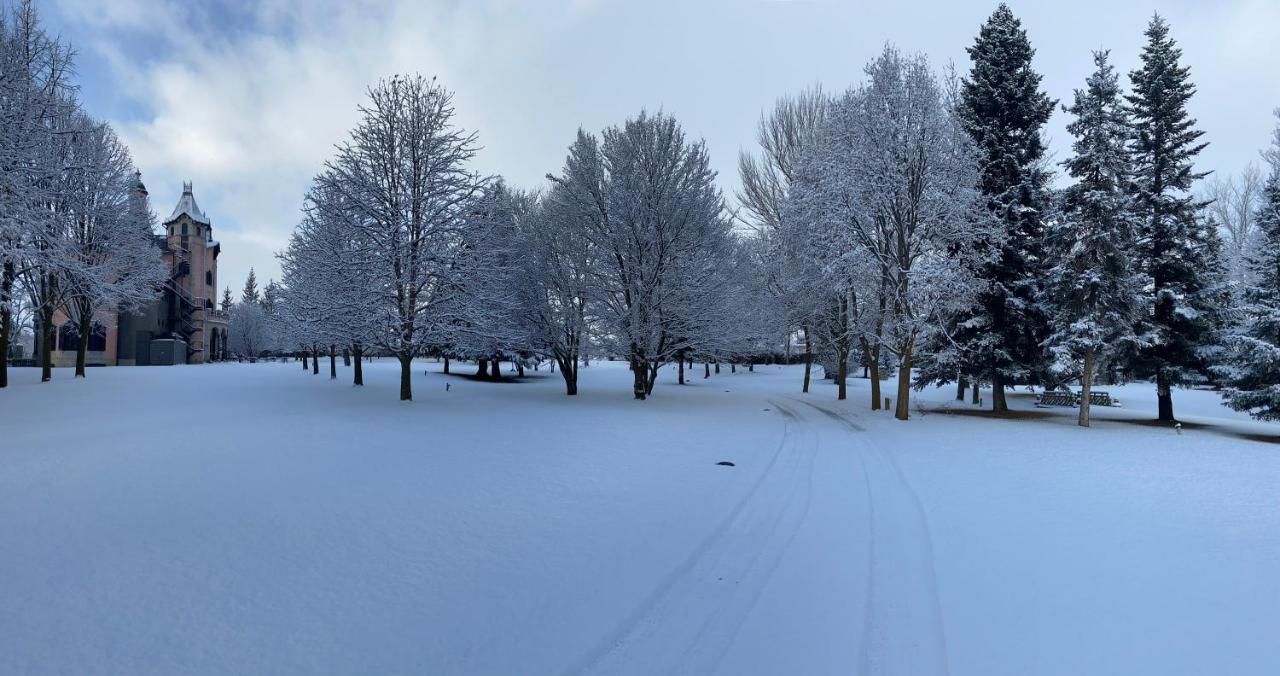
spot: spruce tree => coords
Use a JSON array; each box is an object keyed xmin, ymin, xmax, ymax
[
  {"xmin": 220, "ymin": 286, "xmax": 234, "ymax": 312},
  {"xmin": 241, "ymin": 267, "xmax": 259, "ymax": 305},
  {"xmin": 1125, "ymin": 14, "xmax": 1217, "ymax": 422},
  {"xmin": 952, "ymin": 3, "xmax": 1057, "ymax": 412},
  {"xmin": 1044, "ymin": 51, "xmax": 1146, "ymax": 427},
  {"xmin": 1221, "ymin": 111, "xmax": 1280, "ymax": 420}
]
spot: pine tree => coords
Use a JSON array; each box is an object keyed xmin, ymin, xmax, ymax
[
  {"xmin": 950, "ymin": 3, "xmax": 1057, "ymax": 412},
  {"xmin": 241, "ymin": 267, "xmax": 259, "ymax": 305},
  {"xmin": 1125, "ymin": 14, "xmax": 1217, "ymax": 422},
  {"xmin": 1044, "ymin": 51, "xmax": 1147, "ymax": 427},
  {"xmin": 1221, "ymin": 110, "xmax": 1280, "ymax": 420},
  {"xmin": 221, "ymin": 286, "xmax": 234, "ymax": 312}
]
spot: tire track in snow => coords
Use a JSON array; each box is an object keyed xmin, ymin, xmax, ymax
[
  {"xmin": 790, "ymin": 397, "xmax": 950, "ymax": 675},
  {"xmin": 565, "ymin": 400, "xmax": 818, "ymax": 676}
]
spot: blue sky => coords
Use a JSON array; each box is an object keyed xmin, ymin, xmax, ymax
[{"xmin": 41, "ymin": 0, "xmax": 1280, "ymax": 297}]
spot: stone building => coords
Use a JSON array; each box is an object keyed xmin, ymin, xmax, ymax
[{"xmin": 39, "ymin": 176, "xmax": 230, "ymax": 366}]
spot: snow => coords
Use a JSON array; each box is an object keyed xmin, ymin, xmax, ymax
[{"xmin": 1, "ymin": 361, "xmax": 1278, "ymax": 674}]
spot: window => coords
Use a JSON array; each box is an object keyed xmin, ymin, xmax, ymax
[
  {"xmin": 58, "ymin": 323, "xmax": 77, "ymax": 352},
  {"xmin": 206, "ymin": 271, "xmax": 213, "ymax": 286},
  {"xmin": 181, "ymin": 223, "xmax": 189, "ymax": 249},
  {"xmin": 88, "ymin": 323, "xmax": 108, "ymax": 352}
]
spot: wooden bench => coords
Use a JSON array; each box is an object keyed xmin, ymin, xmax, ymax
[{"xmin": 1035, "ymin": 390, "xmax": 1121, "ymax": 408}]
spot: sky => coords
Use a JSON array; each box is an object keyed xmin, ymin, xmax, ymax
[{"xmin": 41, "ymin": 0, "xmax": 1280, "ymax": 297}]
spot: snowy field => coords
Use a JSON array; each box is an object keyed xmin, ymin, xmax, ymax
[{"xmin": 2, "ymin": 360, "xmax": 1278, "ymax": 675}]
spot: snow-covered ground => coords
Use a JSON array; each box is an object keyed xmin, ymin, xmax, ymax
[{"xmin": 1, "ymin": 360, "xmax": 1277, "ymax": 674}]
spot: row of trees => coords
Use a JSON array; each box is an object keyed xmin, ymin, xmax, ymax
[
  {"xmin": 274, "ymin": 75, "xmax": 771, "ymax": 401},
  {"xmin": 0, "ymin": 2, "xmax": 166, "ymax": 387},
  {"xmin": 270, "ymin": 4, "xmax": 1280, "ymax": 425}
]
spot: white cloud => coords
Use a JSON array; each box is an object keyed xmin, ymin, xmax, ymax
[{"xmin": 47, "ymin": 0, "xmax": 1280, "ymax": 296}]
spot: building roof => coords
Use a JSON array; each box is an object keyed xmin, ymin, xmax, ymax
[{"xmin": 164, "ymin": 181, "xmax": 211, "ymax": 226}]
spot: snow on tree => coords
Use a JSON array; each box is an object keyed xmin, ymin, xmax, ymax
[
  {"xmin": 548, "ymin": 113, "xmax": 734, "ymax": 400},
  {"xmin": 737, "ymin": 86, "xmax": 830, "ymax": 392},
  {"xmin": 792, "ymin": 46, "xmax": 993, "ymax": 419},
  {"xmin": 937, "ymin": 3, "xmax": 1058, "ymax": 412},
  {"xmin": 522, "ymin": 171, "xmax": 596, "ymax": 395},
  {"xmin": 1203, "ymin": 164, "xmax": 1264, "ymax": 295},
  {"xmin": 241, "ymin": 267, "xmax": 259, "ymax": 305},
  {"xmin": 1043, "ymin": 51, "xmax": 1149, "ymax": 427},
  {"xmin": 1220, "ymin": 109, "xmax": 1280, "ymax": 420},
  {"xmin": 220, "ymin": 286, "xmax": 234, "ymax": 312},
  {"xmin": 57, "ymin": 121, "xmax": 167, "ymax": 377},
  {"xmin": 1125, "ymin": 14, "xmax": 1221, "ymax": 423},
  {"xmin": 314, "ymin": 74, "xmax": 484, "ymax": 400},
  {"xmin": 0, "ymin": 0, "xmax": 75, "ymax": 387}
]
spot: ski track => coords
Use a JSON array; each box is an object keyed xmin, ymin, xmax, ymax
[
  {"xmin": 791, "ymin": 397, "xmax": 950, "ymax": 675},
  {"xmin": 567, "ymin": 393, "xmax": 950, "ymax": 676},
  {"xmin": 567, "ymin": 399, "xmax": 818, "ymax": 676}
]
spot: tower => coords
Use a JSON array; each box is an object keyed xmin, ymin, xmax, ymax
[{"xmin": 160, "ymin": 182, "xmax": 226, "ymax": 363}]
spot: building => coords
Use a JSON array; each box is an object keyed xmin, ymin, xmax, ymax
[{"xmin": 39, "ymin": 176, "xmax": 230, "ymax": 366}]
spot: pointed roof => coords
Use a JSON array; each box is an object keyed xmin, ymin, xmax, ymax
[{"xmin": 164, "ymin": 181, "xmax": 211, "ymax": 226}]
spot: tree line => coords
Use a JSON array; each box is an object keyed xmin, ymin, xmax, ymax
[{"xmin": 0, "ymin": 1, "xmax": 167, "ymax": 387}]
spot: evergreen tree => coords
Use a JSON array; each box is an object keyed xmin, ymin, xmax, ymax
[
  {"xmin": 1221, "ymin": 110, "xmax": 1280, "ymax": 420},
  {"xmin": 1125, "ymin": 14, "xmax": 1217, "ymax": 422},
  {"xmin": 946, "ymin": 3, "xmax": 1057, "ymax": 412},
  {"xmin": 241, "ymin": 267, "xmax": 259, "ymax": 305},
  {"xmin": 220, "ymin": 286, "xmax": 234, "ymax": 312},
  {"xmin": 1044, "ymin": 51, "xmax": 1147, "ymax": 427}
]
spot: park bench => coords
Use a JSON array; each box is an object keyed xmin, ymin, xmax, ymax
[{"xmin": 1035, "ymin": 390, "xmax": 1121, "ymax": 408}]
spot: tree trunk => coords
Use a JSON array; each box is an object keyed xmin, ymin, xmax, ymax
[
  {"xmin": 630, "ymin": 357, "xmax": 646, "ymax": 400},
  {"xmin": 398, "ymin": 352, "xmax": 412, "ymax": 401},
  {"xmin": 1156, "ymin": 369, "xmax": 1175, "ymax": 422},
  {"xmin": 801, "ymin": 327, "xmax": 812, "ymax": 394},
  {"xmin": 0, "ymin": 260, "xmax": 13, "ymax": 389},
  {"xmin": 302, "ymin": 351, "xmax": 308, "ymax": 370},
  {"xmin": 75, "ymin": 309, "xmax": 91, "ymax": 377},
  {"xmin": 1079, "ymin": 347, "xmax": 1094, "ymax": 428},
  {"xmin": 972, "ymin": 379, "xmax": 980, "ymax": 405},
  {"xmin": 869, "ymin": 355, "xmax": 881, "ymax": 411},
  {"xmin": 343, "ymin": 348, "xmax": 350, "ymax": 367},
  {"xmin": 731, "ymin": 363, "xmax": 736, "ymax": 373},
  {"xmin": 558, "ymin": 351, "xmax": 578, "ymax": 395},
  {"xmin": 748, "ymin": 362, "xmax": 754, "ymax": 372},
  {"xmin": 678, "ymin": 355, "xmax": 685, "ymax": 385},
  {"xmin": 862, "ymin": 339, "xmax": 880, "ymax": 410},
  {"xmin": 957, "ymin": 376, "xmax": 967, "ymax": 401},
  {"xmin": 516, "ymin": 361, "xmax": 525, "ymax": 377},
  {"xmin": 353, "ymin": 345, "xmax": 364, "ymax": 386},
  {"xmin": 443, "ymin": 356, "xmax": 450, "ymax": 374},
  {"xmin": 489, "ymin": 357, "xmax": 502, "ymax": 381},
  {"xmin": 894, "ymin": 341, "xmax": 913, "ymax": 421},
  {"xmin": 714, "ymin": 362, "xmax": 720, "ymax": 374},
  {"xmin": 645, "ymin": 361, "xmax": 658, "ymax": 395},
  {"xmin": 991, "ymin": 372, "xmax": 1008, "ymax": 413},
  {"xmin": 704, "ymin": 362, "xmax": 710, "ymax": 379},
  {"xmin": 312, "ymin": 347, "xmax": 320, "ymax": 375},
  {"xmin": 476, "ymin": 358, "xmax": 489, "ymax": 378},
  {"xmin": 836, "ymin": 346, "xmax": 848, "ymax": 401},
  {"xmin": 329, "ymin": 345, "xmax": 337, "ymax": 379},
  {"xmin": 40, "ymin": 303, "xmax": 53, "ymax": 382}
]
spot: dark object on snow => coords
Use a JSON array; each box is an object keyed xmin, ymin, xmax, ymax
[
  {"xmin": 1035, "ymin": 390, "xmax": 1120, "ymax": 408},
  {"xmin": 716, "ymin": 461, "xmax": 735, "ymax": 467}
]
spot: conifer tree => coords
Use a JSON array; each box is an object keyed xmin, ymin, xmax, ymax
[
  {"xmin": 1125, "ymin": 14, "xmax": 1218, "ymax": 422},
  {"xmin": 946, "ymin": 3, "xmax": 1057, "ymax": 412},
  {"xmin": 1221, "ymin": 110, "xmax": 1280, "ymax": 420},
  {"xmin": 1044, "ymin": 51, "xmax": 1147, "ymax": 427},
  {"xmin": 221, "ymin": 286, "xmax": 234, "ymax": 312},
  {"xmin": 241, "ymin": 267, "xmax": 259, "ymax": 305}
]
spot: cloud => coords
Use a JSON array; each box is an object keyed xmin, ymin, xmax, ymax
[{"xmin": 46, "ymin": 0, "xmax": 1280, "ymax": 297}]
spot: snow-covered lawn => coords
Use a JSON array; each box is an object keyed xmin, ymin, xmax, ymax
[{"xmin": 1, "ymin": 361, "xmax": 1277, "ymax": 674}]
